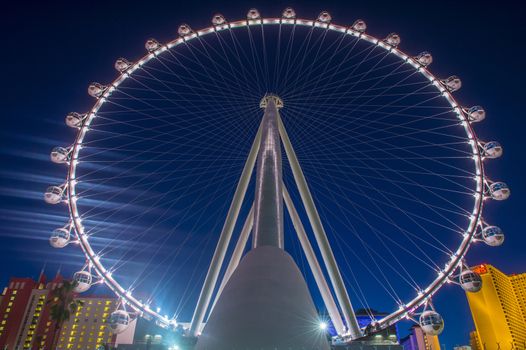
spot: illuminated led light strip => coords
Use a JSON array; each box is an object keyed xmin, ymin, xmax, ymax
[{"xmin": 65, "ymin": 16, "xmax": 486, "ymax": 333}]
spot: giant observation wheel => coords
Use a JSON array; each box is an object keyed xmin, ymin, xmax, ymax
[{"xmin": 46, "ymin": 8, "xmax": 509, "ymax": 342}]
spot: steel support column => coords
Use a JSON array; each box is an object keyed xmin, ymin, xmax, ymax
[
  {"xmin": 189, "ymin": 125, "xmax": 263, "ymax": 336},
  {"xmin": 278, "ymin": 117, "xmax": 362, "ymax": 339},
  {"xmin": 283, "ymin": 186, "xmax": 346, "ymax": 335},
  {"xmin": 253, "ymin": 96, "xmax": 284, "ymax": 249},
  {"xmin": 210, "ymin": 205, "xmax": 254, "ymax": 313}
]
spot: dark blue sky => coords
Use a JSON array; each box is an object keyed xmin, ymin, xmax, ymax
[{"xmin": 1, "ymin": 0, "xmax": 525, "ymax": 348}]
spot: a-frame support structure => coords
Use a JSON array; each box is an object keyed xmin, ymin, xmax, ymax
[{"xmin": 189, "ymin": 94, "xmax": 362, "ymax": 341}]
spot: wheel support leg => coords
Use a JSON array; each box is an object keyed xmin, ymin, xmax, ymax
[
  {"xmin": 283, "ymin": 186, "xmax": 346, "ymax": 335},
  {"xmin": 209, "ymin": 204, "xmax": 254, "ymax": 314},
  {"xmin": 278, "ymin": 117, "xmax": 362, "ymax": 339},
  {"xmin": 189, "ymin": 126, "xmax": 262, "ymax": 336}
]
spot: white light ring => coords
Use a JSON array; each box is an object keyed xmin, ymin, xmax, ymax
[{"xmin": 65, "ymin": 17, "xmax": 486, "ymax": 332}]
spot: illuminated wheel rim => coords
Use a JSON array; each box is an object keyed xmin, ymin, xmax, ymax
[{"xmin": 60, "ymin": 14, "xmax": 490, "ymax": 333}]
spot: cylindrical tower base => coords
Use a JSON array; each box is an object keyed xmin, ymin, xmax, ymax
[{"xmin": 195, "ymin": 246, "xmax": 330, "ymax": 350}]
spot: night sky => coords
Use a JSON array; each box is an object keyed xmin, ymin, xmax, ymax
[{"xmin": 2, "ymin": 1, "xmax": 525, "ymax": 348}]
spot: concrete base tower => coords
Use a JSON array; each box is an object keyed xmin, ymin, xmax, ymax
[{"xmin": 195, "ymin": 246, "xmax": 329, "ymax": 350}]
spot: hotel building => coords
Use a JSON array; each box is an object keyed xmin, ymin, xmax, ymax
[{"xmin": 466, "ymin": 264, "xmax": 526, "ymax": 349}]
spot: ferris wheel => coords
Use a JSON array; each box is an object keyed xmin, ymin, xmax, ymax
[{"xmin": 45, "ymin": 8, "xmax": 509, "ymax": 342}]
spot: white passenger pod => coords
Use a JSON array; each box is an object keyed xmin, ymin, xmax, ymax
[
  {"xmin": 482, "ymin": 225, "xmax": 505, "ymax": 246},
  {"xmin": 88, "ymin": 82, "xmax": 108, "ymax": 98},
  {"xmin": 212, "ymin": 14, "xmax": 226, "ymax": 25},
  {"xmin": 489, "ymin": 181, "xmax": 510, "ymax": 200},
  {"xmin": 178, "ymin": 24, "xmax": 193, "ymax": 37},
  {"xmin": 50, "ymin": 227, "xmax": 70, "ymax": 248},
  {"xmin": 482, "ymin": 141, "xmax": 503, "ymax": 159},
  {"xmin": 459, "ymin": 269, "xmax": 482, "ymax": 292},
  {"xmin": 352, "ymin": 19, "xmax": 367, "ymax": 33},
  {"xmin": 419, "ymin": 310, "xmax": 444, "ymax": 335},
  {"xmin": 464, "ymin": 106, "xmax": 486, "ymax": 122},
  {"xmin": 282, "ymin": 8, "xmax": 296, "ymax": 19},
  {"xmin": 73, "ymin": 270, "xmax": 93, "ymax": 293},
  {"xmin": 50, "ymin": 147, "xmax": 70, "ymax": 164},
  {"xmin": 44, "ymin": 186, "xmax": 65, "ymax": 204},
  {"xmin": 317, "ymin": 11, "xmax": 332, "ymax": 24},
  {"xmin": 65, "ymin": 112, "xmax": 86, "ymax": 128},
  {"xmin": 247, "ymin": 9, "xmax": 261, "ymax": 20},
  {"xmin": 441, "ymin": 76, "xmax": 462, "ymax": 92},
  {"xmin": 384, "ymin": 33, "xmax": 401, "ymax": 47},
  {"xmin": 145, "ymin": 38, "xmax": 161, "ymax": 52},
  {"xmin": 114, "ymin": 58, "xmax": 132, "ymax": 73},
  {"xmin": 415, "ymin": 52, "xmax": 433, "ymax": 66},
  {"xmin": 108, "ymin": 310, "xmax": 131, "ymax": 334}
]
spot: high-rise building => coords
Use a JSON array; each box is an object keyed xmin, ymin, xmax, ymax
[
  {"xmin": 0, "ymin": 273, "xmax": 120, "ymax": 350},
  {"xmin": 30, "ymin": 274, "xmax": 67, "ymax": 350},
  {"xmin": 54, "ymin": 295, "xmax": 118, "ymax": 350},
  {"xmin": 0, "ymin": 277, "xmax": 39, "ymax": 348},
  {"xmin": 466, "ymin": 264, "xmax": 526, "ymax": 349},
  {"xmin": 15, "ymin": 281, "xmax": 49, "ymax": 349},
  {"xmin": 469, "ymin": 331, "xmax": 481, "ymax": 350},
  {"xmin": 400, "ymin": 325, "xmax": 440, "ymax": 350}
]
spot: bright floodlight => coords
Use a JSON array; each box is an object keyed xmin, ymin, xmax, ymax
[{"xmin": 319, "ymin": 322, "xmax": 328, "ymax": 331}]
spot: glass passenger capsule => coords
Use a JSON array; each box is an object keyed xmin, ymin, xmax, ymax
[
  {"xmin": 465, "ymin": 106, "xmax": 486, "ymax": 122},
  {"xmin": 317, "ymin": 11, "xmax": 332, "ymax": 23},
  {"xmin": 50, "ymin": 147, "xmax": 69, "ymax": 164},
  {"xmin": 419, "ymin": 310, "xmax": 444, "ymax": 335},
  {"xmin": 415, "ymin": 52, "xmax": 433, "ymax": 66},
  {"xmin": 65, "ymin": 112, "xmax": 86, "ymax": 128},
  {"xmin": 212, "ymin": 14, "xmax": 226, "ymax": 25},
  {"xmin": 441, "ymin": 76, "xmax": 462, "ymax": 92},
  {"xmin": 88, "ymin": 82, "xmax": 108, "ymax": 98},
  {"xmin": 482, "ymin": 225, "xmax": 505, "ymax": 246},
  {"xmin": 108, "ymin": 310, "xmax": 131, "ymax": 334},
  {"xmin": 483, "ymin": 141, "xmax": 503, "ymax": 159},
  {"xmin": 50, "ymin": 228, "xmax": 70, "ymax": 248},
  {"xmin": 145, "ymin": 38, "xmax": 161, "ymax": 52},
  {"xmin": 247, "ymin": 9, "xmax": 261, "ymax": 20},
  {"xmin": 459, "ymin": 270, "xmax": 482, "ymax": 292},
  {"xmin": 44, "ymin": 186, "xmax": 64, "ymax": 204},
  {"xmin": 114, "ymin": 58, "xmax": 132, "ymax": 73},
  {"xmin": 489, "ymin": 182, "xmax": 510, "ymax": 200},
  {"xmin": 385, "ymin": 33, "xmax": 401, "ymax": 47},
  {"xmin": 73, "ymin": 271, "xmax": 92, "ymax": 293},
  {"xmin": 352, "ymin": 19, "xmax": 367, "ymax": 32},
  {"xmin": 178, "ymin": 24, "xmax": 193, "ymax": 37},
  {"xmin": 282, "ymin": 7, "xmax": 296, "ymax": 19}
]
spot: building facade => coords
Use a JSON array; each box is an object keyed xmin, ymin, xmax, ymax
[
  {"xmin": 55, "ymin": 295, "xmax": 118, "ymax": 350},
  {"xmin": 469, "ymin": 331, "xmax": 481, "ymax": 350},
  {"xmin": 0, "ymin": 274, "xmax": 119, "ymax": 350},
  {"xmin": 0, "ymin": 277, "xmax": 39, "ymax": 348},
  {"xmin": 15, "ymin": 286, "xmax": 48, "ymax": 349},
  {"xmin": 467, "ymin": 264, "xmax": 526, "ymax": 349},
  {"xmin": 400, "ymin": 325, "xmax": 440, "ymax": 350}
]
